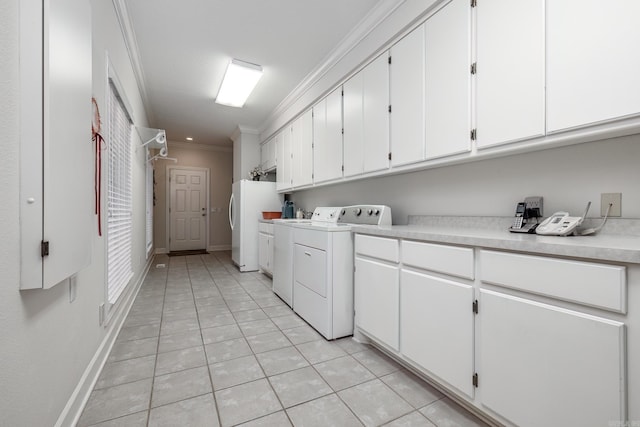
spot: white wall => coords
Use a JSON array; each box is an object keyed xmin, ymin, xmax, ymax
[
  {"xmin": 0, "ymin": 0, "xmax": 152, "ymax": 425},
  {"xmin": 291, "ymin": 135, "xmax": 640, "ymax": 224},
  {"xmin": 232, "ymin": 126, "xmax": 261, "ymax": 183},
  {"xmin": 154, "ymin": 142, "xmax": 233, "ymax": 252}
]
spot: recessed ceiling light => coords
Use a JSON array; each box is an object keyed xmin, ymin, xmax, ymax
[
  {"xmin": 215, "ymin": 59, "xmax": 263, "ymax": 108},
  {"xmin": 186, "ymin": 137, "xmax": 193, "ymax": 141}
]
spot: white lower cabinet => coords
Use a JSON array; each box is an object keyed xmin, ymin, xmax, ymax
[
  {"xmin": 354, "ymin": 256, "xmax": 399, "ymax": 351},
  {"xmin": 258, "ymin": 232, "xmax": 268, "ymax": 272},
  {"xmin": 258, "ymin": 222, "xmax": 275, "ymax": 276},
  {"xmin": 478, "ymin": 289, "xmax": 625, "ymax": 427},
  {"xmin": 354, "ymin": 233, "xmax": 630, "ymax": 426},
  {"xmin": 401, "ymin": 270, "xmax": 474, "ymax": 397},
  {"xmin": 258, "ymin": 222, "xmax": 274, "ymax": 275}
]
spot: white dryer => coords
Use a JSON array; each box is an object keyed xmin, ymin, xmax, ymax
[{"xmin": 291, "ymin": 205, "xmax": 391, "ymax": 339}]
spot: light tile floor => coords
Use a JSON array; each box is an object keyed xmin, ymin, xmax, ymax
[{"xmin": 78, "ymin": 252, "xmax": 490, "ymax": 427}]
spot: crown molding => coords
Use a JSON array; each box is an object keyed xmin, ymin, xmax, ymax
[
  {"xmin": 112, "ymin": 0, "xmax": 154, "ymax": 125},
  {"xmin": 168, "ymin": 140, "xmax": 233, "ymax": 153},
  {"xmin": 259, "ymin": 0, "xmax": 406, "ymax": 134},
  {"xmin": 231, "ymin": 125, "xmax": 260, "ymax": 142}
]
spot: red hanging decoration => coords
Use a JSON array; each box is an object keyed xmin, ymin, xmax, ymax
[{"xmin": 91, "ymin": 97, "xmax": 106, "ymax": 236}]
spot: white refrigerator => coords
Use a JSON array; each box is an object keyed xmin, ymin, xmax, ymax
[{"xmin": 229, "ymin": 180, "xmax": 282, "ymax": 271}]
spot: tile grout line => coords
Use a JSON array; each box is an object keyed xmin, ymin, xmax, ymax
[
  {"xmin": 190, "ymin": 253, "xmax": 224, "ymax": 427},
  {"xmin": 146, "ymin": 254, "xmax": 169, "ymax": 427}
]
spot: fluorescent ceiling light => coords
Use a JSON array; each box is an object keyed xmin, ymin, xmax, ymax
[
  {"xmin": 186, "ymin": 137, "xmax": 193, "ymax": 141},
  {"xmin": 215, "ymin": 59, "xmax": 263, "ymax": 108}
]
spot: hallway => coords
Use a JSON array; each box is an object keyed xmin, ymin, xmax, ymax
[{"xmin": 78, "ymin": 252, "xmax": 488, "ymax": 426}]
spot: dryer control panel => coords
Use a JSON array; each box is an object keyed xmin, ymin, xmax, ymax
[{"xmin": 337, "ymin": 205, "xmax": 392, "ymax": 226}]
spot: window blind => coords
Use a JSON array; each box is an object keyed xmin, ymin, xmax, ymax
[{"xmin": 107, "ymin": 81, "xmax": 133, "ymax": 304}]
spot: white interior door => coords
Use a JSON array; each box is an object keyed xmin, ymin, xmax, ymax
[{"xmin": 169, "ymin": 168, "xmax": 207, "ymax": 251}]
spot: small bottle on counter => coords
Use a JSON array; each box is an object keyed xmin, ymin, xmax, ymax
[{"xmin": 296, "ymin": 208, "xmax": 304, "ymax": 219}]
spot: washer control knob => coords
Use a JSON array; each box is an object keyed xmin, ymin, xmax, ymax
[
  {"xmin": 374, "ymin": 209, "xmax": 380, "ymax": 216},
  {"xmin": 367, "ymin": 209, "xmax": 373, "ymax": 216},
  {"xmin": 341, "ymin": 209, "xmax": 346, "ymax": 216},
  {"xmin": 354, "ymin": 208, "xmax": 362, "ymax": 216}
]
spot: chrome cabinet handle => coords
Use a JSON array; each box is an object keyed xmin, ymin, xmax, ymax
[{"xmin": 304, "ymin": 251, "xmax": 311, "ymax": 256}]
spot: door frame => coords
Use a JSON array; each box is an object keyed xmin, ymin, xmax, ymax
[{"xmin": 165, "ymin": 165, "xmax": 210, "ymax": 252}]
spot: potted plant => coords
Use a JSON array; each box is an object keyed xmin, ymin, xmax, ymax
[{"xmin": 249, "ymin": 166, "xmax": 267, "ymax": 181}]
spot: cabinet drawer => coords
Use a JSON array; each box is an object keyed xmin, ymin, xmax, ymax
[
  {"xmin": 258, "ymin": 222, "xmax": 274, "ymax": 234},
  {"xmin": 480, "ymin": 250, "xmax": 626, "ymax": 313},
  {"xmin": 294, "ymin": 228, "xmax": 327, "ymax": 251},
  {"xmin": 402, "ymin": 240, "xmax": 474, "ymax": 280},
  {"xmin": 294, "ymin": 244, "xmax": 327, "ymax": 297},
  {"xmin": 355, "ymin": 234, "xmax": 399, "ymax": 263}
]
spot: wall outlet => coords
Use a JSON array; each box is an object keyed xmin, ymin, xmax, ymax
[
  {"xmin": 601, "ymin": 193, "xmax": 621, "ymax": 217},
  {"xmin": 524, "ymin": 196, "xmax": 543, "ymax": 217}
]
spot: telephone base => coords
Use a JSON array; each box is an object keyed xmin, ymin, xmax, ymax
[{"xmin": 509, "ymin": 224, "xmax": 539, "ymax": 234}]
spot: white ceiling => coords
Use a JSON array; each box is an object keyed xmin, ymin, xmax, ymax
[{"xmin": 123, "ymin": 0, "xmax": 382, "ymax": 146}]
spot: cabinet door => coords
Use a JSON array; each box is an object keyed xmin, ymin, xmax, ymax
[
  {"xmin": 425, "ymin": 0, "xmax": 470, "ymax": 159},
  {"xmin": 363, "ymin": 53, "xmax": 390, "ymax": 173},
  {"xmin": 314, "ymin": 87, "xmax": 343, "ymax": 184},
  {"xmin": 276, "ymin": 127, "xmax": 292, "ymax": 191},
  {"xmin": 547, "ymin": 1, "xmax": 640, "ymax": 132},
  {"xmin": 354, "ymin": 257, "xmax": 399, "ymax": 350},
  {"xmin": 258, "ymin": 232, "xmax": 269, "ymax": 273},
  {"xmin": 21, "ymin": 0, "xmax": 92, "ymax": 289},
  {"xmin": 260, "ymin": 141, "xmax": 268, "ymax": 170},
  {"xmin": 325, "ymin": 88, "xmax": 344, "ymax": 181},
  {"xmin": 479, "ymin": 290, "xmax": 625, "ymax": 427},
  {"xmin": 343, "ymin": 71, "xmax": 364, "ymax": 177},
  {"xmin": 292, "ymin": 110, "xmax": 313, "ymax": 187},
  {"xmin": 476, "ymin": 0, "xmax": 544, "ymax": 148},
  {"xmin": 267, "ymin": 235, "xmax": 274, "ymax": 273},
  {"xmin": 390, "ymin": 24, "xmax": 425, "ymax": 167},
  {"xmin": 401, "ymin": 270, "xmax": 474, "ymax": 397},
  {"xmin": 260, "ymin": 138, "xmax": 275, "ymax": 171},
  {"xmin": 275, "ymin": 132, "xmax": 284, "ymax": 190},
  {"xmin": 312, "ymin": 98, "xmax": 328, "ymax": 183}
]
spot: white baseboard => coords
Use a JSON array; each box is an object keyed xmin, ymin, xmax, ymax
[
  {"xmin": 156, "ymin": 246, "xmax": 229, "ymax": 254},
  {"xmin": 55, "ymin": 256, "xmax": 154, "ymax": 427}
]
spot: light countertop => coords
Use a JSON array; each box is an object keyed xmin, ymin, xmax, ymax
[{"xmin": 352, "ymin": 217, "xmax": 640, "ymax": 264}]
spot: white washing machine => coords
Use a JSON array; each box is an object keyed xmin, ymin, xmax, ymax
[
  {"xmin": 290, "ymin": 205, "xmax": 391, "ymax": 339},
  {"xmin": 272, "ymin": 218, "xmax": 312, "ymax": 307}
]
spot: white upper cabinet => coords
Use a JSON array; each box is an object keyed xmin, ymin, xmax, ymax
[
  {"xmin": 425, "ymin": 0, "xmax": 471, "ymax": 159},
  {"xmin": 275, "ymin": 128, "xmax": 292, "ymax": 191},
  {"xmin": 547, "ymin": 1, "xmax": 640, "ymax": 133},
  {"xmin": 260, "ymin": 137, "xmax": 276, "ymax": 171},
  {"xmin": 344, "ymin": 53, "xmax": 390, "ymax": 177},
  {"xmin": 291, "ymin": 110, "xmax": 313, "ymax": 187},
  {"xmin": 313, "ymin": 87, "xmax": 343, "ymax": 183},
  {"xmin": 476, "ymin": 0, "xmax": 545, "ymax": 148},
  {"xmin": 343, "ymin": 71, "xmax": 365, "ymax": 177},
  {"xmin": 390, "ymin": 24, "xmax": 425, "ymax": 167},
  {"xmin": 363, "ymin": 52, "xmax": 390, "ymax": 173},
  {"xmin": 20, "ymin": 0, "xmax": 93, "ymax": 289}
]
